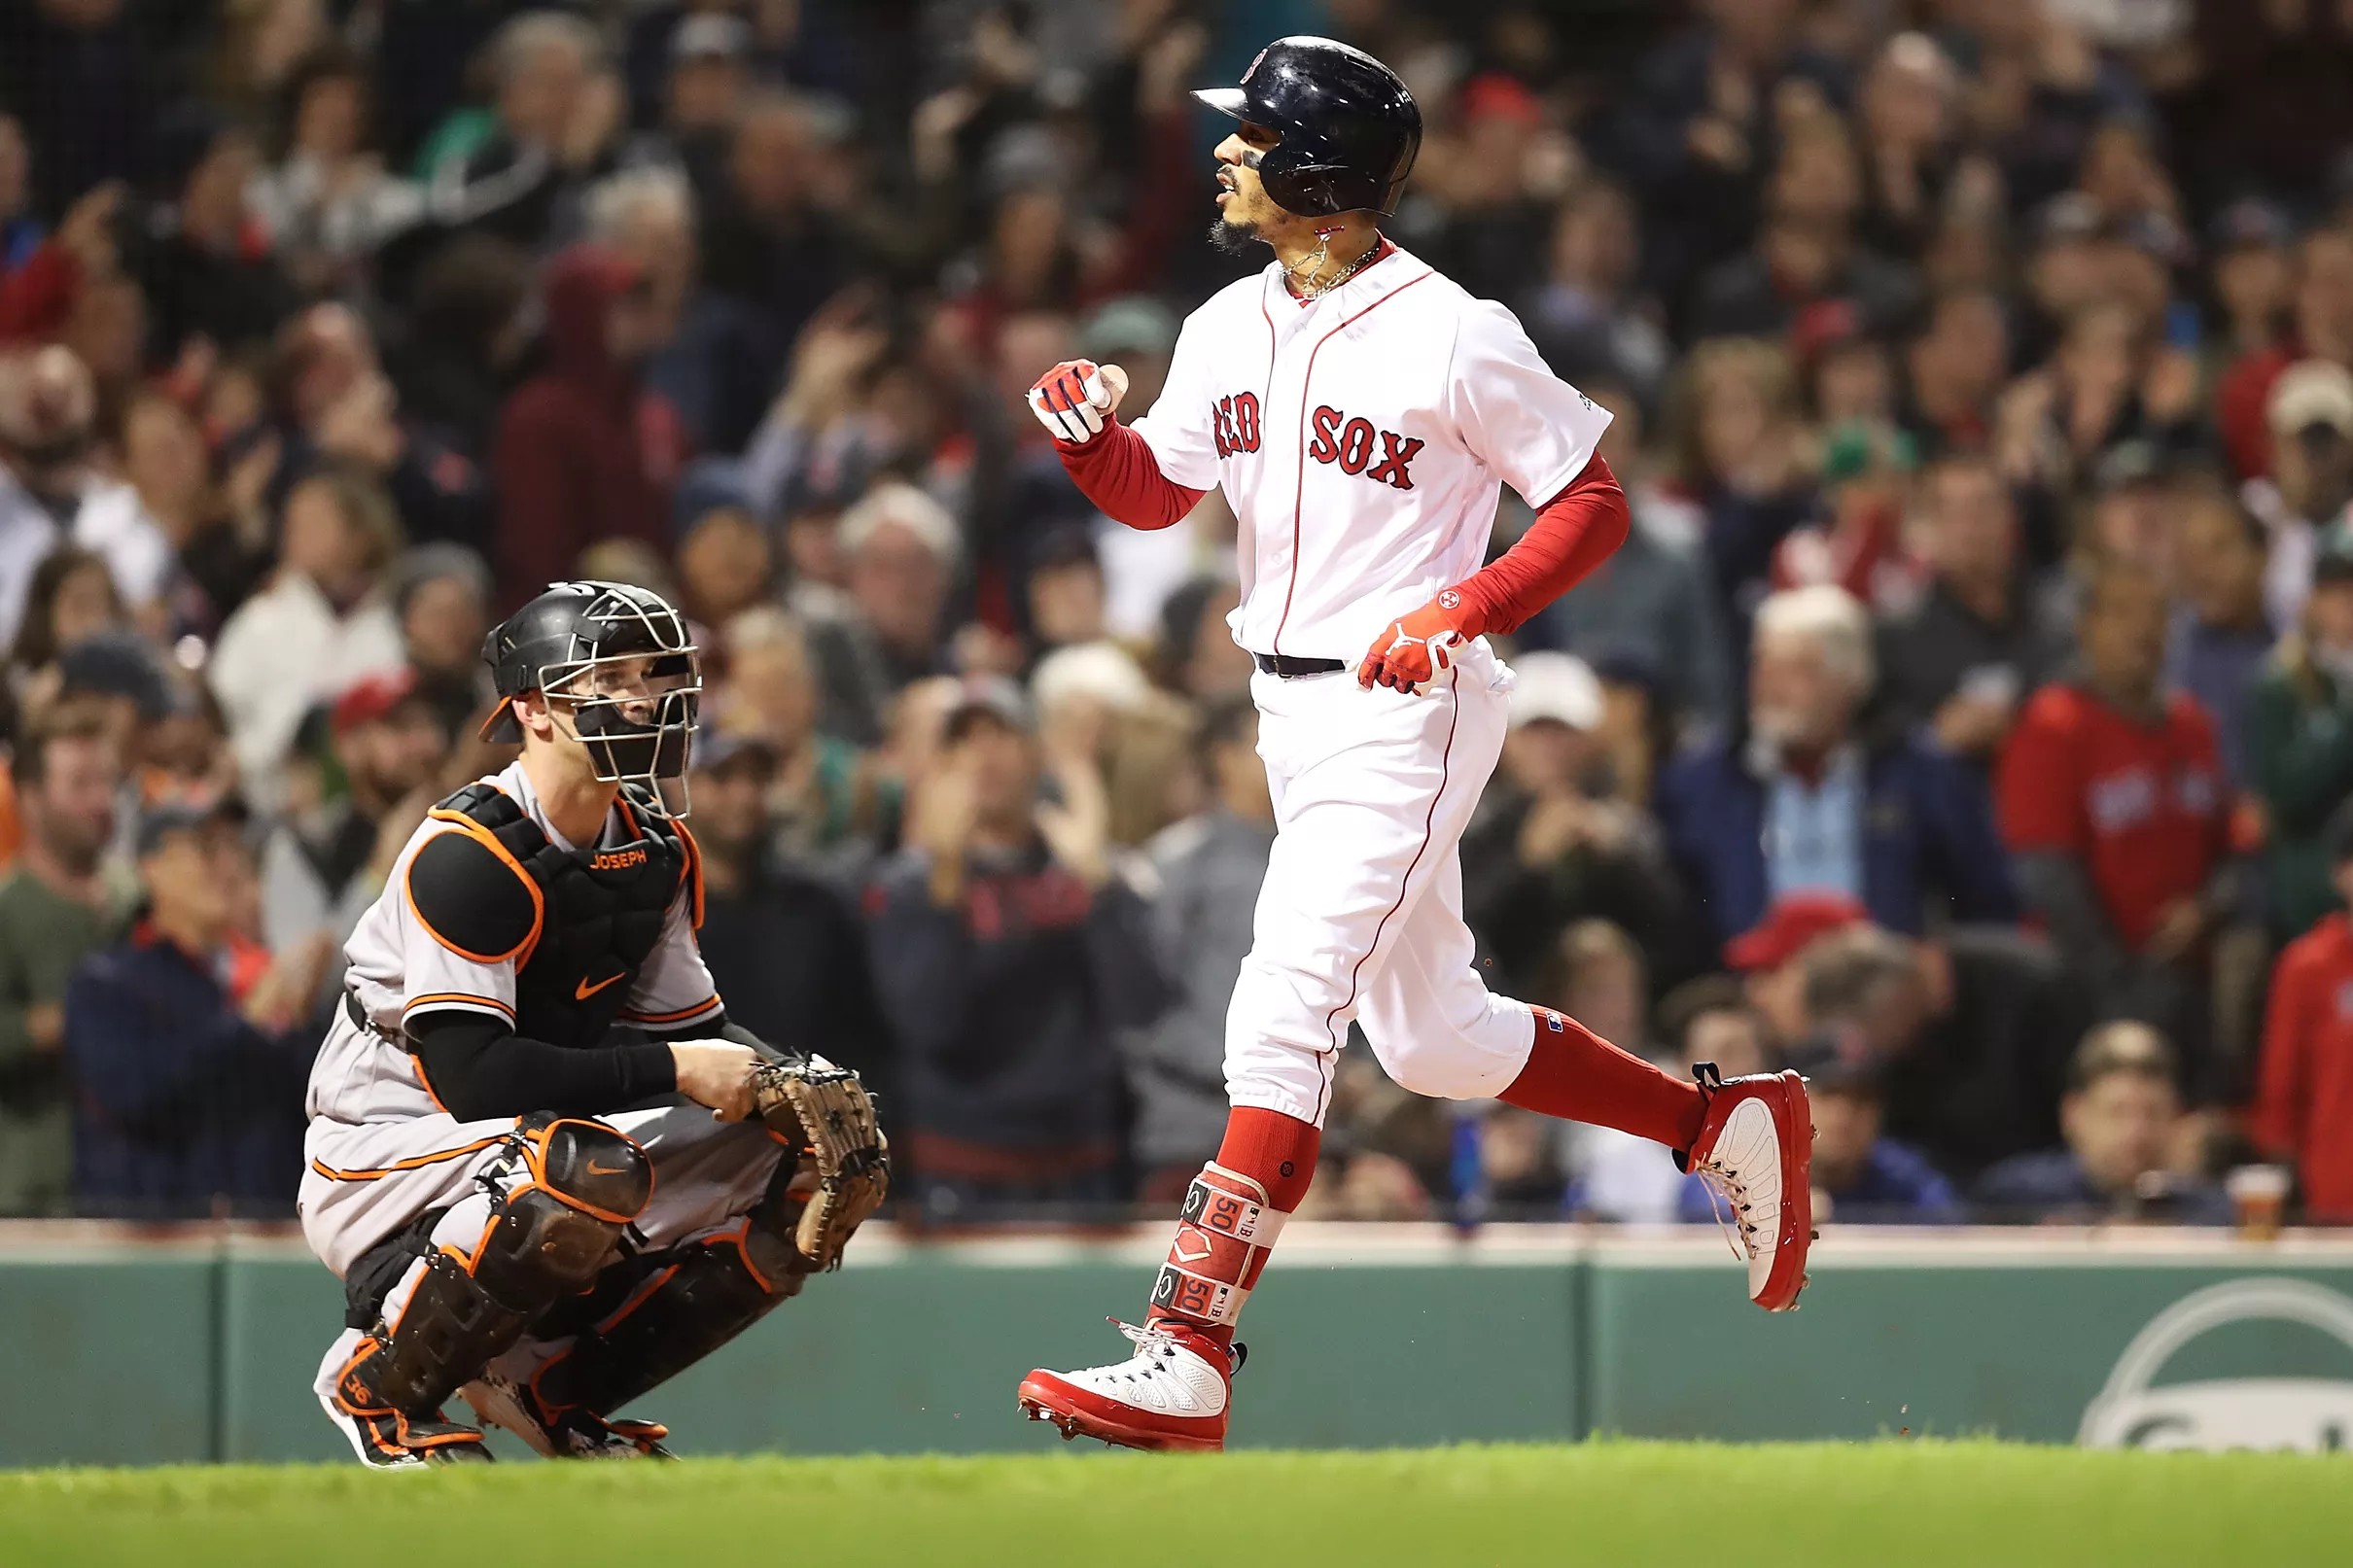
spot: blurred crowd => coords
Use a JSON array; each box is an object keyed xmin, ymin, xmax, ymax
[{"xmin": 4, "ymin": 0, "xmax": 2353, "ymax": 1231}]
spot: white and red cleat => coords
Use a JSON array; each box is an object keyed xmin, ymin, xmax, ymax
[
  {"xmin": 1686, "ymin": 1065, "xmax": 1814, "ymax": 1311},
  {"xmin": 1017, "ymin": 1319, "xmax": 1245, "ymax": 1452}
]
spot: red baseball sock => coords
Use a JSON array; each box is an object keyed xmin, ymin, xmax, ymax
[
  {"xmin": 1502, "ymin": 1007, "xmax": 1705, "ymax": 1153},
  {"xmin": 1144, "ymin": 1107, "xmax": 1318, "ymax": 1347},
  {"xmin": 1215, "ymin": 1106, "xmax": 1320, "ymax": 1211}
]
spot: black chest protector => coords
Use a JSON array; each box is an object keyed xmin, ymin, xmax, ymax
[{"xmin": 426, "ymin": 781, "xmax": 696, "ymax": 1049}]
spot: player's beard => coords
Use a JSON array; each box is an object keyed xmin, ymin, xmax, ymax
[{"xmin": 1209, "ymin": 217, "xmax": 1261, "ymax": 255}]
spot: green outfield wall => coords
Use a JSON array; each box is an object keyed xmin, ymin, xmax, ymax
[{"xmin": 4, "ymin": 1227, "xmax": 2351, "ymax": 1466}]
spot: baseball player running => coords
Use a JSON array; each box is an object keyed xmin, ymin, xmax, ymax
[
  {"xmin": 299, "ymin": 580, "xmax": 886, "ymax": 1466},
  {"xmin": 1016, "ymin": 38, "xmax": 1813, "ymax": 1451}
]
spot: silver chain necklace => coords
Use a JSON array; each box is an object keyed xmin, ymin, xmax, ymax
[{"xmin": 1289, "ymin": 234, "xmax": 1382, "ymax": 298}]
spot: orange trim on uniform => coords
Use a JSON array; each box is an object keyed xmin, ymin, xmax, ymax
[
  {"xmin": 376, "ymin": 1155, "xmax": 517, "ymax": 1341},
  {"xmin": 330, "ymin": 1334, "xmax": 487, "ymax": 1454},
  {"xmin": 331, "ymin": 1337, "xmax": 395, "ymax": 1417},
  {"xmin": 413, "ymin": 811, "xmax": 545, "ymax": 966},
  {"xmin": 407, "ymin": 1052, "xmax": 452, "ymax": 1115},
  {"xmin": 702, "ymin": 1217, "xmax": 775, "ymax": 1295},
  {"xmin": 521, "ymin": 1297, "xmax": 606, "ymax": 1419},
  {"xmin": 596, "ymin": 1262, "xmax": 683, "ymax": 1337},
  {"xmin": 619, "ymin": 994, "xmax": 721, "ymax": 1026},
  {"xmin": 439, "ymin": 1211, "xmax": 505, "ymax": 1277},
  {"xmin": 677, "ymin": 819, "xmax": 706, "ymax": 929},
  {"xmin": 391, "ymin": 1414, "xmax": 487, "ymax": 1450},
  {"xmin": 309, "ymin": 1135, "xmax": 505, "ymax": 1183},
  {"xmin": 518, "ymin": 1116, "xmax": 653, "ymax": 1224},
  {"xmin": 525, "ymin": 1344, "xmax": 582, "ymax": 1418},
  {"xmin": 402, "ymin": 992, "xmax": 517, "ymax": 1022}
]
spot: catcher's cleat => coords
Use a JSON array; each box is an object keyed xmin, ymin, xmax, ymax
[
  {"xmin": 1684, "ymin": 1064, "xmax": 1814, "ymax": 1312},
  {"xmin": 320, "ymin": 1334, "xmax": 495, "ymax": 1469},
  {"xmin": 463, "ymin": 1371, "xmax": 676, "ymax": 1459},
  {"xmin": 1016, "ymin": 1319, "xmax": 1246, "ymax": 1453}
]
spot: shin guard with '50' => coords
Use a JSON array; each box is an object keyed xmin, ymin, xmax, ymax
[{"xmin": 1147, "ymin": 1163, "xmax": 1291, "ymax": 1332}]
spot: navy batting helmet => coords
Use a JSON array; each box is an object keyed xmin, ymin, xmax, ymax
[{"xmin": 1194, "ymin": 37, "xmax": 1421, "ymax": 219}]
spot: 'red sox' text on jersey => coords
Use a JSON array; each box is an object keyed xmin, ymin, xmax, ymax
[{"xmin": 1127, "ymin": 246, "xmax": 1611, "ymax": 658}]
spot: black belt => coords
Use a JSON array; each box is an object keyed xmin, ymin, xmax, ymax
[{"xmin": 1251, "ymin": 652, "xmax": 1346, "ymax": 679}]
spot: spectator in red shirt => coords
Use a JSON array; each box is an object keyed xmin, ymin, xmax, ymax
[
  {"xmin": 1997, "ymin": 560, "xmax": 2233, "ymax": 1088},
  {"xmin": 2215, "ymin": 226, "xmax": 2353, "ymax": 482},
  {"xmin": 2253, "ymin": 799, "xmax": 2353, "ymax": 1223}
]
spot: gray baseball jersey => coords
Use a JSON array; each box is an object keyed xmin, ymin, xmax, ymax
[
  {"xmin": 299, "ymin": 761, "xmax": 737, "ymax": 1278},
  {"xmin": 305, "ymin": 759, "xmax": 720, "ymax": 1128}
]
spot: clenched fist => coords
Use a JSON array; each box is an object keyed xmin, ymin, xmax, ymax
[{"xmin": 1029, "ymin": 359, "xmax": 1130, "ymax": 445}]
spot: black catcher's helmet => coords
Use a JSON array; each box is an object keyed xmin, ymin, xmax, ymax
[
  {"xmin": 480, "ymin": 580, "xmax": 701, "ymax": 817},
  {"xmin": 1194, "ymin": 36, "xmax": 1421, "ymax": 218}
]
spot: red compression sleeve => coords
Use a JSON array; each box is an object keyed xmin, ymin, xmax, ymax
[
  {"xmin": 1448, "ymin": 452, "xmax": 1630, "ymax": 636},
  {"xmin": 1053, "ymin": 418, "xmax": 1206, "ymax": 532}
]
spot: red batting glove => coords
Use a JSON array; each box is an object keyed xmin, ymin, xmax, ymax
[
  {"xmin": 1028, "ymin": 359, "xmax": 1114, "ymax": 445},
  {"xmin": 1358, "ymin": 589, "xmax": 1478, "ymax": 692}
]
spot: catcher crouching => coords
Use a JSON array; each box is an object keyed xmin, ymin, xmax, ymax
[{"xmin": 297, "ymin": 580, "xmax": 886, "ymax": 1466}]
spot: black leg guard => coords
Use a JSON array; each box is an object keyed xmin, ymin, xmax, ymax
[
  {"xmin": 529, "ymin": 1247, "xmax": 670, "ymax": 1342},
  {"xmin": 336, "ymin": 1116, "xmax": 653, "ymax": 1424},
  {"xmin": 529, "ymin": 1169, "xmax": 814, "ymax": 1418}
]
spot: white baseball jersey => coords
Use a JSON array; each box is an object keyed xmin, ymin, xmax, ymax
[
  {"xmin": 1128, "ymin": 242, "xmax": 1612, "ymax": 657},
  {"xmin": 304, "ymin": 758, "xmax": 720, "ymax": 1127}
]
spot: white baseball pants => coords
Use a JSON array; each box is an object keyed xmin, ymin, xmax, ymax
[{"xmin": 1226, "ymin": 637, "xmax": 1536, "ymax": 1126}]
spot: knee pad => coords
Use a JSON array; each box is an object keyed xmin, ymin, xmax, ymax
[
  {"xmin": 347, "ymin": 1127, "xmax": 641, "ymax": 1419},
  {"xmin": 474, "ymin": 1181, "xmax": 632, "ymax": 1307},
  {"xmin": 517, "ymin": 1113, "xmax": 653, "ymax": 1224},
  {"xmin": 358, "ymin": 1181, "xmax": 633, "ymax": 1417}
]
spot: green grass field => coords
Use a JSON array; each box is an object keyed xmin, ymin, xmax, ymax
[{"xmin": 3, "ymin": 1442, "xmax": 2346, "ymax": 1567}]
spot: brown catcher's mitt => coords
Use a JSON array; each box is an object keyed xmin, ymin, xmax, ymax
[{"xmin": 750, "ymin": 1057, "xmax": 889, "ymax": 1270}]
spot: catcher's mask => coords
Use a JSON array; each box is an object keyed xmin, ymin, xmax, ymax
[{"xmin": 480, "ymin": 580, "xmax": 701, "ymax": 819}]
